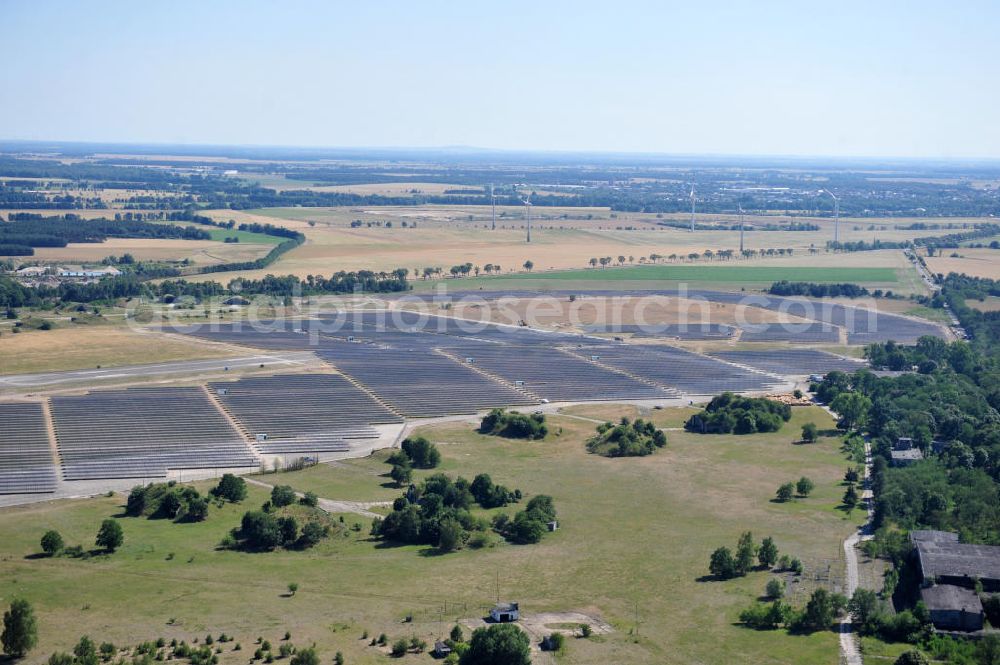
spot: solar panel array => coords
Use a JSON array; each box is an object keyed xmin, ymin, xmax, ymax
[
  {"xmin": 448, "ymin": 343, "xmax": 674, "ymax": 401},
  {"xmin": 50, "ymin": 387, "xmax": 258, "ymax": 480},
  {"xmin": 0, "ymin": 402, "xmax": 58, "ymax": 494},
  {"xmin": 710, "ymin": 349, "xmax": 867, "ymax": 377},
  {"xmin": 316, "ymin": 342, "xmax": 538, "ymax": 417},
  {"xmin": 738, "ymin": 322, "xmax": 842, "ymax": 343},
  {"xmin": 209, "ymin": 373, "xmax": 401, "ymax": 453},
  {"xmin": 581, "ymin": 323, "xmax": 734, "ymax": 339},
  {"xmin": 583, "ymin": 344, "xmax": 785, "ymax": 394}
]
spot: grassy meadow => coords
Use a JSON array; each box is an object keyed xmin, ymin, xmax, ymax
[{"xmin": 0, "ymin": 406, "xmax": 859, "ymax": 665}]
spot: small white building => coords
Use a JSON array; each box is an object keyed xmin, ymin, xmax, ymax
[{"xmin": 490, "ymin": 602, "xmax": 519, "ymax": 623}]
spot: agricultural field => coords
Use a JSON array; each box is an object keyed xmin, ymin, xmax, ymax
[
  {"xmin": 925, "ymin": 247, "xmax": 1000, "ymax": 280},
  {"xmin": 0, "ymin": 406, "xmax": 856, "ymax": 665},
  {"xmin": 180, "ymin": 206, "xmax": 933, "ymax": 295}
]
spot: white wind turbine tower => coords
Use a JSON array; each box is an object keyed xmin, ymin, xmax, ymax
[
  {"xmin": 819, "ymin": 188, "xmax": 840, "ymax": 244},
  {"xmin": 490, "ymin": 183, "xmax": 497, "ymax": 231},
  {"xmin": 689, "ymin": 184, "xmax": 696, "ymax": 232},
  {"xmin": 522, "ymin": 192, "xmax": 532, "ymax": 243}
]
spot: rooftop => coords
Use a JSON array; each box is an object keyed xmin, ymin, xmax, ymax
[
  {"xmin": 891, "ymin": 449, "xmax": 924, "ymax": 461},
  {"xmin": 920, "ymin": 584, "xmax": 983, "ymax": 613},
  {"xmin": 915, "ymin": 537, "xmax": 1000, "ymax": 583}
]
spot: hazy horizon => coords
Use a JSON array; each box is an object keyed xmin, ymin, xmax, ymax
[{"xmin": 3, "ymin": 0, "xmax": 999, "ymax": 159}]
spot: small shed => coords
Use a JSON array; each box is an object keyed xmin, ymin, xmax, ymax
[
  {"xmin": 432, "ymin": 641, "xmax": 452, "ymax": 657},
  {"xmin": 490, "ymin": 602, "xmax": 519, "ymax": 623},
  {"xmin": 547, "ymin": 520, "xmax": 559, "ymax": 532}
]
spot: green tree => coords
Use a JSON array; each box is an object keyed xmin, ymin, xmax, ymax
[
  {"xmin": 735, "ymin": 531, "xmax": 756, "ymax": 575},
  {"xmin": 796, "ymin": 477, "xmax": 815, "ymax": 497},
  {"xmin": 766, "ymin": 578, "xmax": 784, "ymax": 599},
  {"xmin": 287, "ymin": 582, "xmax": 298, "ymax": 596},
  {"xmin": 758, "ymin": 537, "xmax": 779, "ymax": 568},
  {"xmin": 801, "ymin": 422, "xmax": 819, "ymax": 442},
  {"xmin": 211, "ymin": 474, "xmax": 248, "ymax": 503},
  {"xmin": 797, "ymin": 589, "xmax": 847, "ymax": 633},
  {"xmin": 95, "ymin": 519, "xmax": 123, "ymax": 552},
  {"xmin": 438, "ymin": 518, "xmax": 465, "ymax": 553},
  {"xmin": 73, "ymin": 636, "xmax": 98, "ymax": 665},
  {"xmin": 2, "ymin": 599, "xmax": 38, "ymax": 658},
  {"xmin": 843, "ymin": 483, "xmax": 859, "ymax": 509},
  {"xmin": 829, "ymin": 392, "xmax": 872, "ymax": 431},
  {"xmin": 460, "ymin": 624, "xmax": 531, "ymax": 665},
  {"xmin": 389, "ymin": 463, "xmax": 412, "ymax": 488},
  {"xmin": 40, "ymin": 530, "xmax": 64, "ymax": 556},
  {"xmin": 709, "ymin": 546, "xmax": 738, "ymax": 579},
  {"xmin": 390, "ymin": 639, "xmax": 408, "ymax": 657},
  {"xmin": 449, "ymin": 625, "xmax": 464, "ymax": 643},
  {"xmin": 333, "ymin": 652, "xmax": 344, "ymax": 665},
  {"xmin": 775, "ymin": 482, "xmax": 794, "ymax": 502},
  {"xmin": 270, "ymin": 485, "xmax": 296, "ymax": 508},
  {"xmin": 400, "ymin": 436, "xmax": 441, "ymax": 469}
]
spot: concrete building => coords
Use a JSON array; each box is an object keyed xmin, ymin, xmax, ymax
[
  {"xmin": 911, "ymin": 530, "xmax": 1000, "ymax": 592},
  {"xmin": 920, "ymin": 585, "xmax": 984, "ymax": 632},
  {"xmin": 490, "ymin": 602, "xmax": 519, "ymax": 623},
  {"xmin": 890, "ymin": 448, "xmax": 924, "ymax": 467}
]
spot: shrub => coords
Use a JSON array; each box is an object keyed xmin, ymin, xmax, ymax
[
  {"xmin": 41, "ymin": 530, "xmax": 64, "ymax": 556},
  {"xmin": 585, "ymin": 417, "xmax": 666, "ymax": 457},
  {"xmin": 801, "ymin": 422, "xmax": 819, "ymax": 442},
  {"xmin": 459, "ymin": 624, "xmax": 530, "ymax": 665},
  {"xmin": 400, "ymin": 436, "xmax": 441, "ymax": 468},
  {"xmin": 775, "ymin": 483, "xmax": 794, "ymax": 502},
  {"xmin": 479, "ymin": 409, "xmax": 548, "ymax": 440},
  {"xmin": 299, "ymin": 492, "xmax": 318, "ymax": 508},
  {"xmin": 95, "ymin": 519, "xmax": 124, "ymax": 552},
  {"xmin": 685, "ymin": 393, "xmax": 791, "ymax": 434},
  {"xmin": 796, "ymin": 477, "xmax": 815, "ymax": 497},
  {"xmin": 739, "ymin": 600, "xmax": 790, "ymax": 630},
  {"xmin": 210, "ymin": 474, "xmax": 247, "ymax": 503},
  {"xmin": 270, "ymin": 486, "xmax": 296, "ymax": 508},
  {"xmin": 766, "ymin": 578, "xmax": 784, "ymax": 599},
  {"xmin": 390, "ymin": 639, "xmax": 408, "ymax": 657}
]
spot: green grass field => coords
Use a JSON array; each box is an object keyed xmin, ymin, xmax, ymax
[
  {"xmin": 0, "ymin": 407, "xmax": 857, "ymax": 665},
  {"xmin": 415, "ymin": 264, "xmax": 898, "ymax": 292},
  {"xmin": 201, "ymin": 228, "xmax": 284, "ymax": 245}
]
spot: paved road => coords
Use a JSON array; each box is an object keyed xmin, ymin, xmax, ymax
[{"xmin": 0, "ymin": 352, "xmax": 318, "ymax": 390}]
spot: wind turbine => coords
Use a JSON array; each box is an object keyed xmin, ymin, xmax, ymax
[
  {"xmin": 819, "ymin": 189, "xmax": 840, "ymax": 244},
  {"xmin": 522, "ymin": 192, "xmax": 532, "ymax": 243},
  {"xmin": 490, "ymin": 183, "xmax": 497, "ymax": 231},
  {"xmin": 689, "ymin": 184, "xmax": 696, "ymax": 232}
]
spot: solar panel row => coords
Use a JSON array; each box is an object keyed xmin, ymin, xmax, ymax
[
  {"xmin": 709, "ymin": 349, "xmax": 867, "ymax": 377},
  {"xmin": 0, "ymin": 402, "xmax": 58, "ymax": 494},
  {"xmin": 50, "ymin": 387, "xmax": 258, "ymax": 480},
  {"xmin": 209, "ymin": 373, "xmax": 401, "ymax": 454}
]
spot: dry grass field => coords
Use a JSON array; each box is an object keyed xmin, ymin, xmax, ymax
[
  {"xmin": 925, "ymin": 247, "xmax": 1000, "ymax": 279},
  {"xmin": 25, "ymin": 238, "xmax": 272, "ymax": 265},
  {"xmin": 0, "ymin": 325, "xmax": 231, "ymax": 376},
  {"xmin": 969, "ymin": 295, "xmax": 1000, "ymax": 312},
  {"xmin": 418, "ymin": 294, "xmax": 818, "ymax": 332},
  {"xmin": 0, "ymin": 406, "xmax": 856, "ymax": 665}
]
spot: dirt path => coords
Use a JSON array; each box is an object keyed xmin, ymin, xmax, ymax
[
  {"xmin": 839, "ymin": 439, "xmax": 874, "ymax": 665},
  {"xmin": 244, "ymin": 477, "xmax": 391, "ymax": 518}
]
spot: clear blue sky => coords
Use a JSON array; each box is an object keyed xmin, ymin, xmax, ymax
[{"xmin": 3, "ymin": 0, "xmax": 999, "ymax": 158}]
